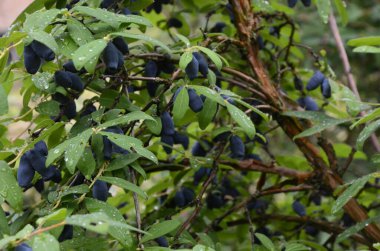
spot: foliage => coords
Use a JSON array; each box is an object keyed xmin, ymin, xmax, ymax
[{"xmin": 1, "ymin": 0, "xmax": 380, "ymax": 250}]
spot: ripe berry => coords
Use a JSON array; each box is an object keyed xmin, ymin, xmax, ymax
[
  {"xmin": 24, "ymin": 44, "xmax": 41, "ymax": 74},
  {"xmin": 247, "ymin": 199, "xmax": 268, "ymax": 214},
  {"xmin": 80, "ymin": 104, "xmax": 96, "ymax": 117},
  {"xmin": 288, "ymin": 0, "xmax": 298, "ymax": 7},
  {"xmin": 103, "ymin": 137, "xmax": 113, "ymax": 160},
  {"xmin": 161, "ymin": 134, "xmax": 174, "ymax": 154},
  {"xmin": 17, "ymin": 154, "xmax": 35, "ymax": 188},
  {"xmin": 34, "ymin": 141, "xmax": 48, "ymax": 156},
  {"xmin": 159, "ymin": 59, "xmax": 176, "ymax": 74},
  {"xmin": 30, "ymin": 40, "xmax": 55, "ymax": 61},
  {"xmin": 191, "ymin": 140, "xmax": 210, "ymax": 157},
  {"xmin": 185, "ymin": 56, "xmax": 199, "ymax": 80},
  {"xmin": 193, "ymin": 167, "xmax": 212, "ymax": 185},
  {"xmin": 193, "ymin": 52, "xmax": 208, "ymax": 77},
  {"xmin": 294, "ymin": 76, "xmax": 303, "ymax": 91},
  {"xmin": 160, "ymin": 112, "xmax": 175, "ymax": 136},
  {"xmin": 63, "ymin": 99, "xmax": 77, "ymax": 119},
  {"xmin": 187, "ymin": 88, "xmax": 203, "ymax": 112},
  {"xmin": 210, "ymin": 22, "xmax": 226, "ymax": 33},
  {"xmin": 92, "ymin": 180, "xmax": 109, "ymax": 201},
  {"xmin": 103, "ymin": 42, "xmax": 121, "ymax": 74},
  {"xmin": 182, "ymin": 187, "xmax": 195, "ymax": 204},
  {"xmin": 167, "ymin": 18, "xmax": 183, "ymax": 28},
  {"xmin": 67, "ymin": 72, "xmax": 84, "ymax": 92},
  {"xmin": 112, "ymin": 37, "xmax": 129, "ymax": 55},
  {"xmin": 306, "ymin": 71, "xmax": 325, "ymax": 91},
  {"xmin": 58, "ymin": 225, "xmax": 74, "ymax": 242},
  {"xmin": 145, "ymin": 60, "xmax": 159, "ymax": 96},
  {"xmin": 321, "ymin": 78, "xmax": 331, "ymax": 98},
  {"xmin": 34, "ymin": 179, "xmax": 44, "ymax": 193},
  {"xmin": 100, "ymin": 0, "xmax": 115, "ymax": 8},
  {"xmin": 43, "ymin": 165, "xmax": 61, "ymax": 183},
  {"xmin": 15, "ymin": 243, "xmax": 32, "ymax": 251},
  {"xmin": 230, "ymin": 135, "xmax": 245, "ymax": 159},
  {"xmin": 174, "ymin": 190, "xmax": 186, "ymax": 207},
  {"xmin": 54, "ymin": 71, "xmax": 84, "ymax": 92},
  {"xmin": 305, "ymin": 224, "xmax": 318, "ymax": 236},
  {"xmin": 213, "ymin": 131, "xmax": 231, "ymax": 142},
  {"xmin": 173, "ymin": 132, "xmax": 189, "ymax": 149},
  {"xmin": 301, "ymin": 0, "xmax": 311, "ymax": 7},
  {"xmin": 292, "ymin": 200, "xmax": 306, "ymax": 216},
  {"xmin": 29, "ymin": 150, "xmax": 48, "ymax": 176},
  {"xmin": 297, "ymin": 96, "xmax": 318, "ymax": 111},
  {"xmin": 155, "ymin": 236, "xmax": 169, "ymax": 247},
  {"xmin": 206, "ymin": 192, "xmax": 225, "ymax": 209}
]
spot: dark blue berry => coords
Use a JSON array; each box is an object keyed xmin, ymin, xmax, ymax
[{"xmin": 92, "ymin": 180, "xmax": 109, "ymax": 201}]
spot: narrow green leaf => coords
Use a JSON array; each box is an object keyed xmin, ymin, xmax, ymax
[
  {"xmin": 331, "ymin": 175, "xmax": 371, "ymax": 214},
  {"xmin": 353, "ymin": 46, "xmax": 380, "ymax": 54},
  {"xmin": 72, "ymin": 39, "xmax": 107, "ymax": 71},
  {"xmin": 198, "ymin": 98, "xmax": 217, "ymax": 130},
  {"xmin": 141, "ymin": 220, "xmax": 181, "ymax": 243},
  {"xmin": 333, "ymin": 0, "xmax": 348, "ymax": 26},
  {"xmin": 347, "ymin": 36, "xmax": 380, "ymax": 47},
  {"xmin": 226, "ymin": 103, "xmax": 256, "ymax": 139},
  {"xmin": 293, "ymin": 118, "xmax": 349, "ymax": 139},
  {"xmin": 97, "ymin": 111, "xmax": 154, "ymax": 129},
  {"xmin": 356, "ymin": 119, "xmax": 380, "ymax": 151},
  {"xmin": 77, "ymin": 147, "xmax": 96, "ymax": 179},
  {"xmin": 64, "ymin": 129, "xmax": 93, "ymax": 174},
  {"xmin": 173, "ymin": 87, "xmax": 189, "ymax": 123},
  {"xmin": 36, "ymin": 100, "xmax": 60, "ymax": 116},
  {"xmin": 350, "ymin": 107, "xmax": 380, "ymax": 129},
  {"xmin": 99, "ymin": 176, "xmax": 148, "ymax": 199},
  {"xmin": 66, "ymin": 213, "xmax": 110, "ymax": 234},
  {"xmin": 0, "ymin": 85, "xmax": 8, "ymax": 116},
  {"xmin": 336, "ymin": 215, "xmax": 380, "ymax": 243},
  {"xmin": 175, "ymin": 33, "xmax": 190, "ymax": 47},
  {"xmin": 67, "ymin": 18, "xmax": 94, "ymax": 46},
  {"xmin": 107, "ymin": 153, "xmax": 140, "ymax": 171}
]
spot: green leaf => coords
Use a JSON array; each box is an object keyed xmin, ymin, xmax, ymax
[
  {"xmin": 31, "ymin": 72, "xmax": 54, "ymax": 92},
  {"xmin": 66, "ymin": 213, "xmax": 110, "ymax": 234},
  {"xmin": 0, "ymin": 224, "xmax": 34, "ymax": 249},
  {"xmin": 36, "ymin": 100, "xmax": 60, "ymax": 116},
  {"xmin": 73, "ymin": 6, "xmax": 151, "ymax": 28},
  {"xmin": 0, "ymin": 204, "xmax": 10, "ymax": 236},
  {"xmin": 99, "ymin": 176, "xmax": 148, "ymax": 199},
  {"xmin": 29, "ymin": 30, "xmax": 59, "ymax": 53},
  {"xmin": 0, "ymin": 85, "xmax": 8, "ymax": 116},
  {"xmin": 111, "ymin": 32, "xmax": 171, "ymax": 53},
  {"xmin": 0, "ymin": 161, "xmax": 23, "ymax": 211},
  {"xmin": 175, "ymin": 33, "xmax": 191, "ymax": 47},
  {"xmin": 235, "ymin": 99, "xmax": 270, "ymax": 122},
  {"xmin": 179, "ymin": 52, "xmax": 193, "ymax": 70},
  {"xmin": 100, "ymin": 131, "xmax": 157, "ymax": 163},
  {"xmin": 333, "ymin": 0, "xmax": 348, "ymax": 26},
  {"xmin": 46, "ymin": 129, "xmax": 93, "ymax": 173},
  {"xmin": 226, "ymin": 103, "xmax": 256, "ymax": 139},
  {"xmin": 72, "ymin": 39, "xmax": 107, "ymax": 71},
  {"xmin": 336, "ymin": 215, "xmax": 380, "ymax": 243},
  {"xmin": 285, "ymin": 243, "xmax": 309, "ymax": 251},
  {"xmin": 31, "ymin": 233, "xmax": 59, "ymax": 251},
  {"xmin": 254, "ymin": 233, "xmax": 275, "ymax": 251},
  {"xmin": 97, "ymin": 111, "xmax": 154, "ymax": 129},
  {"xmin": 173, "ymin": 87, "xmax": 189, "ymax": 123},
  {"xmin": 293, "ymin": 118, "xmax": 349, "ymax": 139},
  {"xmin": 141, "ymin": 220, "xmax": 181, "ymax": 243},
  {"xmin": 198, "ymin": 98, "xmax": 217, "ymax": 130},
  {"xmin": 67, "ymin": 18, "xmax": 94, "ymax": 46},
  {"xmin": 350, "ymin": 107, "xmax": 380, "ymax": 128},
  {"xmin": 77, "ymin": 147, "xmax": 96, "ymax": 179},
  {"xmin": 356, "ymin": 119, "xmax": 380, "ymax": 151},
  {"xmin": 23, "ymin": 9, "xmax": 61, "ymax": 32},
  {"xmin": 37, "ymin": 208, "xmax": 67, "ymax": 226},
  {"xmin": 353, "ymin": 46, "xmax": 380, "ymax": 54},
  {"xmin": 108, "ymin": 153, "xmax": 140, "ymax": 171},
  {"xmin": 331, "ymin": 175, "xmax": 371, "ymax": 214},
  {"xmin": 316, "ymin": 0, "xmax": 331, "ymax": 24},
  {"xmin": 196, "ymin": 46, "xmax": 223, "ymax": 70},
  {"xmin": 347, "ymin": 36, "xmax": 380, "ymax": 47},
  {"xmin": 85, "ymin": 198, "xmax": 133, "ymax": 247},
  {"xmin": 130, "ymin": 162, "xmax": 147, "ymax": 180}
]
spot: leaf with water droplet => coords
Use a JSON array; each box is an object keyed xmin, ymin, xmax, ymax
[
  {"xmin": 72, "ymin": 39, "xmax": 107, "ymax": 71},
  {"xmin": 226, "ymin": 103, "xmax": 256, "ymax": 139}
]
